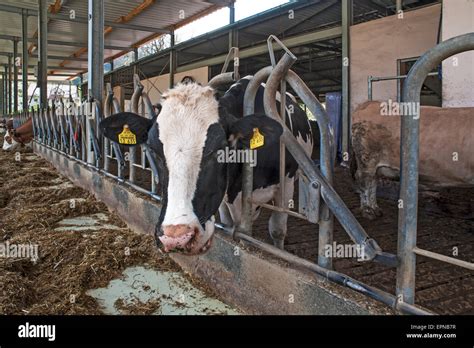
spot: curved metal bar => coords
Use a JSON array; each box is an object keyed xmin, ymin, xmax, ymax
[
  {"xmin": 129, "ymin": 74, "xmax": 145, "ymax": 183},
  {"xmin": 112, "ymin": 98, "xmax": 121, "ymax": 114},
  {"xmin": 243, "ymin": 66, "xmax": 273, "ymax": 116},
  {"xmin": 397, "ymin": 33, "xmax": 474, "ymax": 305},
  {"xmin": 104, "ymin": 83, "xmax": 113, "ymax": 117},
  {"xmin": 267, "ymin": 35, "xmax": 296, "ymax": 68},
  {"xmin": 131, "ymin": 74, "xmax": 144, "ymax": 114},
  {"xmin": 104, "ymin": 84, "xmax": 114, "ymax": 171},
  {"xmin": 208, "ymin": 72, "xmax": 235, "ymax": 89},
  {"xmin": 263, "ymin": 53, "xmax": 384, "ymax": 264},
  {"xmin": 141, "ymin": 92, "xmax": 157, "ymax": 119},
  {"xmin": 216, "ymin": 223, "xmax": 433, "ymax": 315}
]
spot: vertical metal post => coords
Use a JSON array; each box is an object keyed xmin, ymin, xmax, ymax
[
  {"xmin": 79, "ymin": 73, "xmax": 83, "ymax": 100},
  {"xmin": 396, "ymin": 0, "xmax": 403, "ymax": 14},
  {"xmin": 22, "ymin": 10, "xmax": 29, "ymax": 111},
  {"xmin": 279, "ymin": 81, "xmax": 286, "ymax": 208},
  {"xmin": 4, "ymin": 66, "xmax": 8, "ymax": 115},
  {"xmin": 0, "ymin": 73, "xmax": 3, "ymax": 115},
  {"xmin": 396, "ymin": 33, "xmax": 474, "ymax": 307},
  {"xmin": 38, "ymin": 0, "xmax": 48, "ymax": 109},
  {"xmin": 341, "ymin": 0, "xmax": 352, "ymax": 158},
  {"xmin": 169, "ymin": 30, "xmax": 175, "ymax": 88},
  {"xmin": 228, "ymin": 0, "xmax": 236, "ymax": 49},
  {"xmin": 240, "ymin": 159, "xmax": 254, "ymax": 237},
  {"xmin": 13, "ymin": 39, "xmax": 18, "ymax": 113},
  {"xmin": 7, "ymin": 54, "xmax": 12, "ymax": 115},
  {"xmin": 367, "ymin": 76, "xmax": 372, "ymax": 101},
  {"xmin": 88, "ymin": 0, "xmax": 104, "ymax": 105}
]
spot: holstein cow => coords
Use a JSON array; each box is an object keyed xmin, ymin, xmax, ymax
[
  {"xmin": 351, "ymin": 101, "xmax": 474, "ymax": 220},
  {"xmin": 2, "ymin": 118, "xmax": 34, "ymax": 151},
  {"xmin": 100, "ymin": 78, "xmax": 318, "ymax": 254}
]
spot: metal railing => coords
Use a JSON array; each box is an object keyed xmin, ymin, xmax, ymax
[
  {"xmin": 208, "ymin": 43, "xmax": 429, "ymax": 314},
  {"xmin": 367, "ymin": 72, "xmax": 439, "ymax": 101},
  {"xmin": 13, "ymin": 35, "xmax": 472, "ymax": 315},
  {"xmin": 396, "ymin": 32, "xmax": 474, "ymax": 306}
]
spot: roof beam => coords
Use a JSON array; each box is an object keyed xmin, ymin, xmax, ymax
[
  {"xmin": 57, "ymin": 0, "xmax": 157, "ymax": 69},
  {"xmin": 52, "ymin": 13, "xmax": 170, "ymax": 33},
  {"xmin": 277, "ymin": 0, "xmax": 338, "ymax": 36},
  {"xmin": 176, "ymin": 26, "xmax": 343, "ymax": 73},
  {"xmin": 0, "ymin": 34, "xmax": 131, "ymax": 51},
  {"xmin": 368, "ymin": 0, "xmax": 389, "ymax": 15},
  {"xmin": 0, "ymin": 51, "xmax": 88, "ymax": 61},
  {"xmin": 0, "ymin": 3, "xmax": 170, "ymax": 33}
]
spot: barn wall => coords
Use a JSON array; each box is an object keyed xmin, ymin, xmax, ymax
[
  {"xmin": 441, "ymin": 0, "xmax": 474, "ymax": 108},
  {"xmin": 140, "ymin": 66, "xmax": 209, "ymax": 107},
  {"xmin": 349, "ymin": 4, "xmax": 441, "ymax": 113}
]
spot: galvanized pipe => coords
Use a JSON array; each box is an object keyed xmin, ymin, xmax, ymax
[
  {"xmin": 264, "ymin": 53, "xmax": 334, "ymax": 268},
  {"xmin": 278, "ymin": 79, "xmax": 287, "ymax": 209},
  {"xmin": 87, "ymin": 0, "xmax": 104, "ymax": 107},
  {"xmin": 38, "ymin": 0, "xmax": 48, "ymax": 108},
  {"xmin": 13, "ymin": 39, "xmax": 18, "ymax": 113},
  {"xmin": 140, "ymin": 91, "xmax": 160, "ymax": 193},
  {"xmin": 243, "ymin": 67, "xmax": 272, "ymax": 115},
  {"xmin": 104, "ymin": 85, "xmax": 124, "ymax": 178},
  {"xmin": 208, "ymin": 72, "xmax": 235, "ymax": 89},
  {"xmin": 129, "ymin": 75, "xmax": 144, "ymax": 184},
  {"xmin": 215, "ymin": 223, "xmax": 432, "ymax": 315},
  {"xmin": 169, "ymin": 31, "xmax": 175, "ymax": 89},
  {"xmin": 141, "ymin": 92, "xmax": 157, "ymax": 119},
  {"xmin": 263, "ymin": 53, "xmax": 386, "ymax": 263},
  {"xmin": 103, "ymin": 85, "xmax": 113, "ymax": 172},
  {"xmin": 397, "ymin": 33, "xmax": 474, "ymax": 305},
  {"xmin": 7, "ymin": 55, "xmax": 11, "ymax": 114},
  {"xmin": 396, "ymin": 0, "xmax": 403, "ymax": 13},
  {"xmin": 3, "ymin": 66, "xmax": 8, "ymax": 115},
  {"xmin": 368, "ymin": 72, "xmax": 438, "ymax": 101}
]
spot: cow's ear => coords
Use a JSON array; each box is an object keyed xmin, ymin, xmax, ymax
[
  {"xmin": 228, "ymin": 114, "xmax": 283, "ymax": 149},
  {"xmin": 99, "ymin": 112, "xmax": 154, "ymax": 146}
]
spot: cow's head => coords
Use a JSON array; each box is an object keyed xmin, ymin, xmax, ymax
[
  {"xmin": 2, "ymin": 129, "xmax": 20, "ymax": 151},
  {"xmin": 100, "ymin": 83, "xmax": 282, "ymax": 255}
]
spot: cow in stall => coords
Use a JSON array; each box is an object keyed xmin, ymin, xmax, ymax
[
  {"xmin": 100, "ymin": 77, "xmax": 319, "ymax": 254},
  {"xmin": 2, "ymin": 117, "xmax": 34, "ymax": 151},
  {"xmin": 351, "ymin": 101, "xmax": 474, "ymax": 220}
]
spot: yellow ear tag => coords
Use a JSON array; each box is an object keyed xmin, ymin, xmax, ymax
[
  {"xmin": 118, "ymin": 125, "xmax": 137, "ymax": 145},
  {"xmin": 250, "ymin": 127, "xmax": 264, "ymax": 149}
]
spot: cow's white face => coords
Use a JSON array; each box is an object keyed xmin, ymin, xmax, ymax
[
  {"xmin": 156, "ymin": 84, "xmax": 223, "ymax": 254},
  {"xmin": 100, "ymin": 82, "xmax": 283, "ymax": 255},
  {"xmin": 2, "ymin": 129, "xmax": 20, "ymax": 151}
]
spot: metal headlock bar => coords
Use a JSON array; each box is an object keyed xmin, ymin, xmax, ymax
[
  {"xmin": 26, "ymin": 35, "xmax": 474, "ymax": 315},
  {"xmin": 396, "ymin": 32, "xmax": 474, "ymax": 306},
  {"xmin": 206, "ymin": 44, "xmax": 431, "ymax": 314}
]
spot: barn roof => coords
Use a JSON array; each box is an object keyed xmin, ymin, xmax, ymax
[{"xmin": 0, "ymin": 0, "xmax": 230, "ymax": 80}]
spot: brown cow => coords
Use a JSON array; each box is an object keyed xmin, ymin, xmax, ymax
[
  {"xmin": 2, "ymin": 117, "xmax": 33, "ymax": 151},
  {"xmin": 351, "ymin": 101, "xmax": 474, "ymax": 219}
]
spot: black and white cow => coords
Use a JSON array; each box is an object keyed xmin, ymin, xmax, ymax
[{"xmin": 100, "ymin": 77, "xmax": 318, "ymax": 255}]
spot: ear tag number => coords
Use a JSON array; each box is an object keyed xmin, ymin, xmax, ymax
[
  {"xmin": 250, "ymin": 127, "xmax": 264, "ymax": 149},
  {"xmin": 118, "ymin": 125, "xmax": 137, "ymax": 145}
]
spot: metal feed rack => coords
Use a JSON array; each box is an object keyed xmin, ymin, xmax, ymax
[{"xmin": 14, "ymin": 33, "xmax": 473, "ymax": 315}]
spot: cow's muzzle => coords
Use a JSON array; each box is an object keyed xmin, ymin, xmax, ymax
[{"xmin": 155, "ymin": 218, "xmax": 215, "ymax": 255}]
